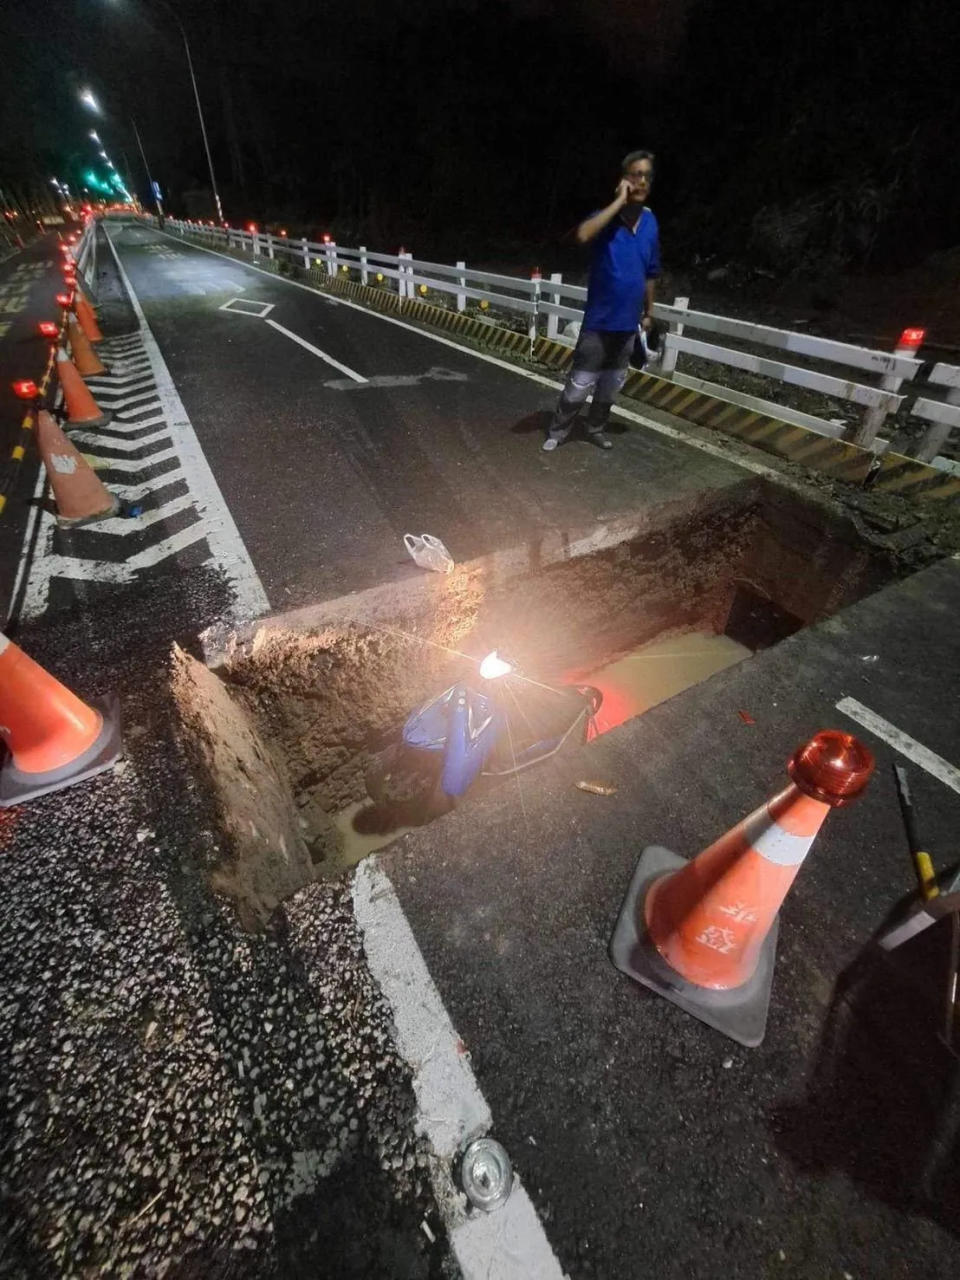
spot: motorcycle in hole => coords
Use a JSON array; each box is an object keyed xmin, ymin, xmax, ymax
[{"xmin": 365, "ymin": 652, "xmax": 602, "ymax": 823}]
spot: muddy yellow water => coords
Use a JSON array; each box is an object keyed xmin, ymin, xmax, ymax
[
  {"xmin": 586, "ymin": 630, "xmax": 751, "ymax": 736},
  {"xmin": 332, "ymin": 801, "xmax": 421, "ymax": 871},
  {"xmin": 333, "ymin": 630, "xmax": 751, "ymax": 864}
]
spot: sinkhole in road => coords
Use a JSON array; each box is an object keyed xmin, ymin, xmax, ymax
[{"xmin": 186, "ymin": 483, "xmax": 911, "ymax": 924}]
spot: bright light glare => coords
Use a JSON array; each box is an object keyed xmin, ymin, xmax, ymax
[
  {"xmin": 479, "ymin": 650, "xmax": 513, "ymax": 680},
  {"xmin": 89, "ymin": 130, "xmax": 100, "ymax": 142},
  {"xmin": 80, "ymin": 88, "xmax": 100, "ymax": 113}
]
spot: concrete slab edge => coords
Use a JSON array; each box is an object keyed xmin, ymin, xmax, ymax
[{"xmin": 199, "ymin": 480, "xmax": 759, "ymax": 666}]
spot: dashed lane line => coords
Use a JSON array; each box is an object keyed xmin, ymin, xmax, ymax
[
  {"xmin": 154, "ymin": 225, "xmax": 788, "ymax": 486},
  {"xmin": 262, "ymin": 317, "xmax": 367, "ymax": 382},
  {"xmin": 836, "ymin": 697, "xmax": 960, "ymax": 795}
]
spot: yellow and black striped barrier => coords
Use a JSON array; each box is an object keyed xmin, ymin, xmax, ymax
[{"xmin": 1, "ymin": 325, "xmax": 62, "ymax": 517}]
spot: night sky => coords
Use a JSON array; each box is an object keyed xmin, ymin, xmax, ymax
[{"xmin": 1, "ymin": 0, "xmax": 958, "ymax": 271}]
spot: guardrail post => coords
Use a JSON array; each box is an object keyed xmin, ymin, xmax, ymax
[
  {"xmin": 266, "ymin": 233, "xmax": 275, "ymax": 260},
  {"xmin": 456, "ymin": 261, "xmax": 467, "ymax": 312},
  {"xmin": 299, "ymin": 237, "xmax": 308, "ymax": 270},
  {"xmin": 851, "ymin": 327, "xmax": 925, "ymax": 449},
  {"xmin": 529, "ymin": 267, "xmax": 542, "ymax": 355},
  {"xmin": 360, "ymin": 246, "xmax": 368, "ymax": 285},
  {"xmin": 252, "ymin": 232, "xmax": 260, "ymax": 260},
  {"xmin": 660, "ymin": 295, "xmax": 689, "ymax": 377},
  {"xmin": 913, "ymin": 395, "xmax": 959, "ymax": 462},
  {"xmin": 546, "ymin": 272, "xmax": 562, "ymax": 340},
  {"xmin": 328, "ymin": 240, "xmax": 338, "ymax": 277}
]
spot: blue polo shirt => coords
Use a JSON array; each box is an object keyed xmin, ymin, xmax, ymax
[{"xmin": 582, "ymin": 207, "xmax": 660, "ymax": 333}]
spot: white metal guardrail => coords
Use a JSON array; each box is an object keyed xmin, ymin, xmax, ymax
[
  {"xmin": 74, "ymin": 218, "xmax": 96, "ymax": 293},
  {"xmin": 157, "ymin": 216, "xmax": 960, "ymax": 470}
]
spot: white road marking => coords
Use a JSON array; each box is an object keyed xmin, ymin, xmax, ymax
[
  {"xmin": 354, "ymin": 860, "xmax": 567, "ymax": 1280},
  {"xmin": 323, "ymin": 367, "xmax": 469, "ymax": 392},
  {"xmin": 219, "ymin": 297, "xmax": 274, "ymax": 318},
  {"xmin": 90, "ymin": 493, "xmax": 197, "ymax": 534},
  {"xmin": 836, "ymin": 697, "xmax": 960, "ymax": 796},
  {"xmin": 263, "ymin": 317, "xmax": 367, "ymax": 382},
  {"xmin": 92, "ymin": 389, "xmax": 162, "ymax": 410},
  {"xmin": 157, "ymin": 227, "xmax": 786, "ymax": 484},
  {"xmin": 100, "ymin": 337, "xmax": 144, "ymax": 352},
  {"xmin": 29, "ymin": 522, "xmax": 210, "ymax": 586},
  {"xmin": 83, "ymin": 413, "xmax": 168, "ymax": 435},
  {"xmin": 112, "ymin": 468, "xmax": 186, "ymax": 498},
  {"xmin": 7, "ymin": 467, "xmax": 46, "ymax": 627},
  {"xmin": 104, "ymin": 229, "xmax": 270, "ymax": 621},
  {"xmin": 87, "ymin": 376, "xmax": 156, "ymax": 395},
  {"xmin": 81, "ymin": 446, "xmax": 179, "ymax": 472},
  {"xmin": 100, "ymin": 360, "xmax": 152, "ymax": 375},
  {"xmin": 69, "ymin": 428, "xmax": 172, "ymax": 453}
]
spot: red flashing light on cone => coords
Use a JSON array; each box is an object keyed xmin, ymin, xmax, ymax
[
  {"xmin": 610, "ymin": 731, "xmax": 874, "ymax": 1046},
  {"xmin": 0, "ymin": 631, "xmax": 122, "ymax": 807}
]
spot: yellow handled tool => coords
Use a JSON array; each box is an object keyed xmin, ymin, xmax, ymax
[{"xmin": 893, "ymin": 763, "xmax": 939, "ymax": 901}]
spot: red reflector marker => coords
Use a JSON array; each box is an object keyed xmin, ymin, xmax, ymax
[
  {"xmin": 38, "ymin": 322, "xmax": 59, "ymax": 338},
  {"xmin": 900, "ymin": 328, "xmax": 926, "ymax": 349},
  {"xmin": 12, "ymin": 380, "xmax": 39, "ymax": 400}
]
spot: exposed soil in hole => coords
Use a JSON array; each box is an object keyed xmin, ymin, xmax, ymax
[{"xmin": 171, "ymin": 481, "xmax": 926, "ymax": 927}]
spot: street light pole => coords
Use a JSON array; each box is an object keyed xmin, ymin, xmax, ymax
[
  {"xmin": 131, "ymin": 118, "xmax": 163, "ymax": 221},
  {"xmin": 155, "ymin": 0, "xmax": 224, "ymax": 222}
]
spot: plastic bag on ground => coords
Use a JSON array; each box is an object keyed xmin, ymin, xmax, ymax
[{"xmin": 404, "ymin": 533, "xmax": 454, "ymax": 574}]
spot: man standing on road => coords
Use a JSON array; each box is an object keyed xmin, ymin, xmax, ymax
[{"xmin": 543, "ymin": 150, "xmax": 660, "ymax": 452}]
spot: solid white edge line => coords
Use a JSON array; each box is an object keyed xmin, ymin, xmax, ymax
[
  {"xmin": 7, "ymin": 466, "xmax": 48, "ymax": 627},
  {"xmin": 353, "ymin": 859, "xmax": 568, "ymax": 1280},
  {"xmin": 836, "ymin": 697, "xmax": 960, "ymax": 796},
  {"xmin": 103, "ymin": 226, "xmax": 270, "ymax": 622},
  {"xmin": 263, "ymin": 317, "xmax": 367, "ymax": 382},
  {"xmin": 154, "ymin": 225, "xmax": 785, "ymax": 484}
]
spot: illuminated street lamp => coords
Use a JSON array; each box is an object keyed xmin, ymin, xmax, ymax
[
  {"xmin": 80, "ymin": 87, "xmax": 161, "ymax": 218},
  {"xmin": 101, "ymin": 0, "xmax": 224, "ymax": 221}
]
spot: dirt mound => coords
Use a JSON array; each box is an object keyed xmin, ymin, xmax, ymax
[{"xmin": 170, "ymin": 644, "xmax": 337, "ymax": 929}]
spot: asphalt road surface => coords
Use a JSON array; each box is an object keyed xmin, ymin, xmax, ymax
[
  {"xmin": 0, "ymin": 233, "xmax": 61, "ymax": 619},
  {"xmin": 99, "ymin": 219, "xmax": 747, "ymax": 612},
  {"xmin": 3, "ymin": 221, "xmax": 959, "ymax": 1278}
]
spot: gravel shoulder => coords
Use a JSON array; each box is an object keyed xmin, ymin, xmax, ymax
[{"xmin": 0, "ymin": 568, "xmax": 454, "ymax": 1279}]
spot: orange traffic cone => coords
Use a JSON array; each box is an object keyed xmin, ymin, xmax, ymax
[
  {"xmin": 36, "ymin": 409, "xmax": 120, "ymax": 527},
  {"xmin": 68, "ymin": 319, "xmax": 107, "ymax": 377},
  {"xmin": 56, "ymin": 347, "xmax": 112, "ymax": 429},
  {"xmin": 75, "ymin": 289, "xmax": 104, "ymax": 343},
  {"xmin": 0, "ymin": 632, "xmax": 122, "ymax": 806},
  {"xmin": 610, "ymin": 731, "xmax": 875, "ymax": 1046}
]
